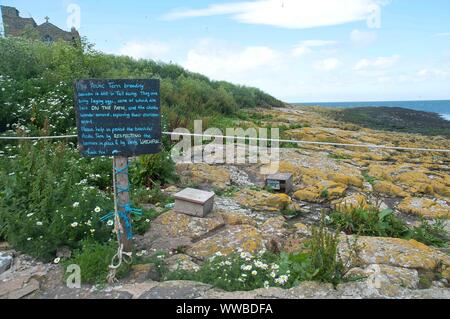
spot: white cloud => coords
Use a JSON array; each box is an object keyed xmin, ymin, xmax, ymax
[
  {"xmin": 119, "ymin": 41, "xmax": 171, "ymax": 60},
  {"xmin": 163, "ymin": 0, "xmax": 388, "ymax": 29},
  {"xmin": 183, "ymin": 39, "xmax": 281, "ymax": 82},
  {"xmin": 314, "ymin": 58, "xmax": 342, "ymax": 71},
  {"xmin": 353, "ymin": 55, "xmax": 400, "ymax": 70},
  {"xmin": 350, "ymin": 29, "xmax": 377, "ymax": 46},
  {"xmin": 417, "ymin": 68, "xmax": 448, "ymax": 78},
  {"xmin": 292, "ymin": 40, "xmax": 337, "ymax": 57},
  {"xmin": 434, "ymin": 32, "xmax": 450, "ymax": 37}
]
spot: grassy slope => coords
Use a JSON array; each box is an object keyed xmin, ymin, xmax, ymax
[{"xmin": 0, "ymin": 37, "xmax": 284, "ymax": 134}]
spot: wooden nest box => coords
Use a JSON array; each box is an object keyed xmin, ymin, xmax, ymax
[
  {"xmin": 174, "ymin": 188, "xmax": 215, "ymax": 217},
  {"xmin": 265, "ymin": 173, "xmax": 293, "ymax": 194}
]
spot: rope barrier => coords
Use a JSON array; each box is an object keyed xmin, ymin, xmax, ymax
[
  {"xmin": 0, "ymin": 132, "xmax": 449, "ymax": 153},
  {"xmin": 0, "ymin": 135, "xmax": 77, "ymax": 140}
]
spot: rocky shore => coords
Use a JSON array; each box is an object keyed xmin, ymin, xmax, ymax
[{"xmin": 1, "ymin": 106, "xmax": 449, "ymax": 299}]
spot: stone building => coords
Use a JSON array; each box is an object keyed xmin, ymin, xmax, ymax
[{"xmin": 1, "ymin": 5, "xmax": 80, "ymax": 44}]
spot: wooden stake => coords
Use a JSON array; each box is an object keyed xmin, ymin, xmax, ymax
[{"xmin": 113, "ymin": 156, "xmax": 132, "ymax": 252}]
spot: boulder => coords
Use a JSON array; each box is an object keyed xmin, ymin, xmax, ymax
[
  {"xmin": 139, "ymin": 281, "xmax": 212, "ymax": 299},
  {"xmin": 176, "ymin": 163, "xmax": 230, "ymax": 190},
  {"xmin": 340, "ymin": 236, "xmax": 450, "ymax": 271},
  {"xmin": 165, "ymin": 254, "xmax": 200, "ymax": 272},
  {"xmin": 260, "ymin": 216, "xmax": 289, "ymax": 252},
  {"xmin": 186, "ymin": 225, "xmax": 264, "ymax": 260},
  {"xmin": 373, "ymin": 181, "xmax": 409, "ymax": 198},
  {"xmin": 293, "ymin": 181, "xmax": 347, "ymax": 203},
  {"xmin": 234, "ymin": 189, "xmax": 292, "ymax": 212},
  {"xmin": 138, "ymin": 211, "xmax": 224, "ymax": 252},
  {"xmin": 0, "ymin": 252, "xmax": 13, "ymax": 275},
  {"xmin": 331, "ymin": 194, "xmax": 369, "ymax": 213},
  {"xmin": 397, "ymin": 197, "xmax": 449, "ymax": 219},
  {"xmin": 218, "ymin": 211, "xmax": 257, "ymax": 227}
]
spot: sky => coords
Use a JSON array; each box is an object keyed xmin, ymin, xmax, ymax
[{"xmin": 1, "ymin": 0, "xmax": 450, "ymax": 103}]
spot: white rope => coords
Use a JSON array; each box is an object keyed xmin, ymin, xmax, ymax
[
  {"xmin": 107, "ymin": 158, "xmax": 132, "ymax": 284},
  {"xmin": 0, "ymin": 135, "xmax": 77, "ymax": 140},
  {"xmin": 0, "ymin": 132, "xmax": 449, "ymax": 153},
  {"xmin": 163, "ymin": 132, "xmax": 450, "ymax": 153}
]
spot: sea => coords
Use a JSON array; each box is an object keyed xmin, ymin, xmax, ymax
[{"xmin": 295, "ymin": 100, "xmax": 450, "ymax": 122}]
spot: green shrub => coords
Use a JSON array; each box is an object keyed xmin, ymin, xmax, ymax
[
  {"xmin": 131, "ymin": 208, "xmax": 165, "ymax": 235},
  {"xmin": 64, "ymin": 240, "xmax": 130, "ymax": 285},
  {"xmin": 166, "ymin": 213, "xmax": 356, "ymax": 291},
  {"xmin": 0, "ymin": 37, "xmax": 283, "ymax": 135},
  {"xmin": 166, "ymin": 250, "xmax": 291, "ymax": 291},
  {"xmin": 320, "ymin": 188, "xmax": 329, "ymax": 199},
  {"xmin": 0, "ymin": 141, "xmax": 113, "ymax": 260},
  {"xmin": 130, "ymin": 151, "xmax": 178, "ymax": 187},
  {"xmin": 409, "ymin": 218, "xmax": 449, "ymax": 248},
  {"xmin": 329, "ymin": 206, "xmax": 409, "ymax": 238},
  {"xmin": 306, "ymin": 213, "xmax": 348, "ymax": 285},
  {"xmin": 132, "ymin": 185, "xmax": 172, "ymax": 206},
  {"xmin": 329, "ymin": 205, "xmax": 449, "ymax": 248}
]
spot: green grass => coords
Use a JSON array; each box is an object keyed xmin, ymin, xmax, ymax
[
  {"xmin": 329, "ymin": 205, "xmax": 449, "ymax": 247},
  {"xmin": 64, "ymin": 240, "xmax": 131, "ymax": 285}
]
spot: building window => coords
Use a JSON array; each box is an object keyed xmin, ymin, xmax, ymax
[{"xmin": 43, "ymin": 34, "xmax": 53, "ymax": 44}]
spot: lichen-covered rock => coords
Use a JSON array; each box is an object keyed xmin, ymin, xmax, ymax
[
  {"xmin": 340, "ymin": 236, "xmax": 450, "ymax": 271},
  {"xmin": 176, "ymin": 163, "xmax": 231, "ymax": 190},
  {"xmin": 129, "ymin": 264, "xmax": 157, "ymax": 282},
  {"xmin": 293, "ymin": 181, "xmax": 347, "ymax": 203},
  {"xmin": 138, "ymin": 211, "xmax": 225, "ymax": 251},
  {"xmin": 277, "ymin": 156, "xmax": 363, "ymax": 189},
  {"xmin": 234, "ymin": 189, "xmax": 292, "ymax": 212},
  {"xmin": 368, "ymin": 164, "xmax": 450, "ymax": 198},
  {"xmin": 373, "ymin": 181, "xmax": 409, "ymax": 198},
  {"xmin": 293, "ymin": 187, "xmax": 322, "ymax": 203},
  {"xmin": 293, "ymin": 223, "xmax": 312, "ymax": 237},
  {"xmin": 362, "ymin": 264, "xmax": 420, "ymax": 296},
  {"xmin": 331, "ymin": 194, "xmax": 369, "ymax": 213},
  {"xmin": 260, "ymin": 216, "xmax": 289, "ymax": 251},
  {"xmin": 165, "ymin": 254, "xmax": 200, "ymax": 272},
  {"xmin": 218, "ymin": 211, "xmax": 257, "ymax": 226},
  {"xmin": 397, "ymin": 197, "xmax": 450, "ymax": 219},
  {"xmin": 186, "ymin": 225, "xmax": 264, "ymax": 259},
  {"xmin": 0, "ymin": 252, "xmax": 13, "ymax": 275}
]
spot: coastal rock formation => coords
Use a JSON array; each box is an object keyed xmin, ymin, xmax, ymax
[
  {"xmin": 397, "ymin": 197, "xmax": 449, "ymax": 219},
  {"xmin": 185, "ymin": 225, "xmax": 264, "ymax": 260}
]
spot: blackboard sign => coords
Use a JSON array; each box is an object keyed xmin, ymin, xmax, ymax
[{"xmin": 74, "ymin": 79, "xmax": 162, "ymax": 157}]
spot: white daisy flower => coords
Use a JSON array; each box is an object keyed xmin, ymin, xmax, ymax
[
  {"xmin": 72, "ymin": 202, "xmax": 80, "ymax": 208},
  {"xmin": 54, "ymin": 257, "xmax": 61, "ymax": 264},
  {"xmin": 94, "ymin": 206, "xmax": 101, "ymax": 213},
  {"xmin": 71, "ymin": 222, "xmax": 78, "ymax": 228}
]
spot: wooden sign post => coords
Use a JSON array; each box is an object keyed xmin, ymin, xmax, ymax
[
  {"xmin": 74, "ymin": 79, "xmax": 162, "ymax": 255},
  {"xmin": 113, "ymin": 156, "xmax": 132, "ymax": 252}
]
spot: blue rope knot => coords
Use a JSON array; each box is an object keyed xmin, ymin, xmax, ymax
[{"xmin": 101, "ymin": 204, "xmax": 142, "ymax": 240}]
